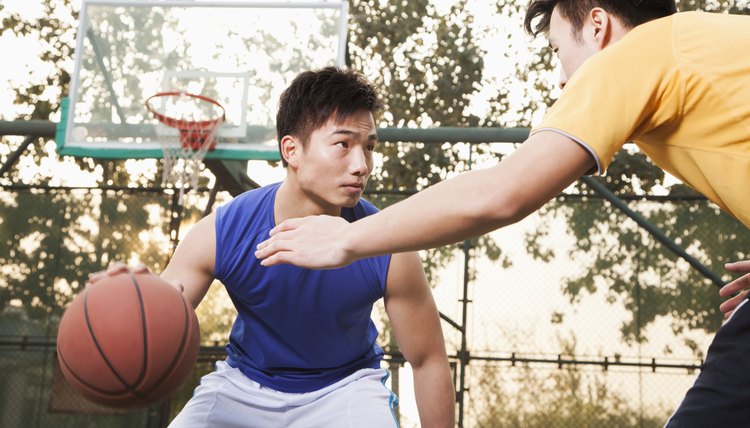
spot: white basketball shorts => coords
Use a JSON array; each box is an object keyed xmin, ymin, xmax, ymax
[{"xmin": 168, "ymin": 361, "xmax": 400, "ymax": 428}]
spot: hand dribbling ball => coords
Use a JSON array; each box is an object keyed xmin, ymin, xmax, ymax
[{"xmin": 56, "ymin": 271, "xmax": 200, "ymax": 408}]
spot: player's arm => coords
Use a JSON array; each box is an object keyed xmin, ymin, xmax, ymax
[
  {"xmin": 159, "ymin": 212, "xmax": 217, "ymax": 308},
  {"xmin": 256, "ymin": 131, "xmax": 594, "ymax": 268},
  {"xmin": 85, "ymin": 213, "xmax": 216, "ymax": 308},
  {"xmin": 384, "ymin": 251, "xmax": 455, "ymax": 428}
]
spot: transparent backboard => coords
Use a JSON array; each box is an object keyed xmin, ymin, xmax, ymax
[{"xmin": 58, "ymin": 0, "xmax": 348, "ymax": 160}]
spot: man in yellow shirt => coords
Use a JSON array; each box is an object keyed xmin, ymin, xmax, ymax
[{"xmin": 256, "ymin": 1, "xmax": 750, "ymax": 425}]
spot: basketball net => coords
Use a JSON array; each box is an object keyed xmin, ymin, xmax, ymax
[{"xmin": 146, "ymin": 92, "xmax": 225, "ymax": 206}]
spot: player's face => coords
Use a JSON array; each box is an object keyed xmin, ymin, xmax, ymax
[
  {"xmin": 548, "ymin": 6, "xmax": 603, "ymax": 89},
  {"xmin": 295, "ymin": 109, "xmax": 377, "ymax": 214}
]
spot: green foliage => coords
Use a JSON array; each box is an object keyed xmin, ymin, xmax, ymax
[
  {"xmin": 0, "ymin": 0, "xmax": 506, "ymax": 319},
  {"xmin": 470, "ymin": 339, "xmax": 671, "ymax": 427},
  {"xmin": 0, "ymin": 2, "xmax": 211, "ymax": 321},
  {"xmin": 472, "ymin": 364, "xmax": 668, "ymax": 428},
  {"xmin": 348, "ymin": 0, "xmax": 509, "ymax": 285},
  {"xmin": 79, "ymin": 6, "xmax": 186, "ymax": 123},
  {"xmin": 532, "ymin": 194, "xmax": 748, "ymax": 352},
  {"xmin": 521, "ymin": 0, "xmax": 750, "ymax": 351},
  {"xmin": 676, "ymin": 0, "xmax": 750, "ymax": 13},
  {"xmin": 4, "ymin": 1, "xmax": 750, "ymax": 425},
  {"xmin": 0, "ymin": 189, "xmax": 170, "ymax": 318},
  {"xmin": 1, "ymin": 0, "xmax": 75, "ymax": 121},
  {"xmin": 194, "ymin": 283, "xmax": 235, "ymax": 345},
  {"xmin": 350, "ymin": 0, "xmax": 484, "ymax": 189}
]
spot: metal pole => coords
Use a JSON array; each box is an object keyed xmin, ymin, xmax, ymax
[
  {"xmin": 0, "ymin": 119, "xmax": 724, "ymax": 287},
  {"xmin": 457, "ymin": 238, "xmax": 471, "ymax": 428},
  {"xmin": 456, "ymin": 143, "xmax": 476, "ymax": 428},
  {"xmin": 0, "ymin": 120, "xmax": 530, "ymax": 145},
  {"xmin": 580, "ymin": 176, "xmax": 724, "ymax": 287},
  {"xmin": 168, "ymin": 191, "xmax": 184, "ymax": 258},
  {"xmin": 0, "ymin": 120, "xmax": 56, "ymax": 137},
  {"xmin": 86, "ymin": 28, "xmax": 126, "ymax": 122},
  {"xmin": 0, "ymin": 136, "xmax": 37, "ymax": 179},
  {"xmin": 377, "ymin": 126, "xmax": 529, "ymax": 143}
]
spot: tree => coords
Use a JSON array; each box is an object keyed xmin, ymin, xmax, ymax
[
  {"xmin": 0, "ymin": 2, "xmax": 205, "ymax": 325},
  {"xmin": 470, "ymin": 338, "xmax": 670, "ymax": 428},
  {"xmin": 4, "ymin": 1, "xmax": 749, "ymax": 425},
  {"xmin": 348, "ymin": 0, "xmax": 510, "ymax": 285},
  {"xmin": 520, "ymin": 1, "xmax": 750, "ymax": 353},
  {"xmin": 0, "ymin": 0, "xmax": 506, "ymax": 313},
  {"xmin": 0, "ymin": 187, "xmax": 175, "ymax": 317}
]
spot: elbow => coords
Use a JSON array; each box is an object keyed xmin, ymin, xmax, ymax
[
  {"xmin": 471, "ymin": 188, "xmax": 533, "ymax": 229},
  {"xmin": 409, "ymin": 353, "xmax": 448, "ymax": 372},
  {"xmin": 404, "ymin": 345, "xmax": 447, "ymax": 370}
]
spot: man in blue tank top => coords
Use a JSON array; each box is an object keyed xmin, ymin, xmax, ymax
[{"xmin": 91, "ymin": 67, "xmax": 454, "ymax": 427}]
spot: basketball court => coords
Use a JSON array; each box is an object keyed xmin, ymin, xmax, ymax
[{"xmin": 1, "ymin": 0, "xmax": 749, "ymax": 427}]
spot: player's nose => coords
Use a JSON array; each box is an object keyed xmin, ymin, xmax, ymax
[{"xmin": 349, "ymin": 148, "xmax": 369, "ymax": 176}]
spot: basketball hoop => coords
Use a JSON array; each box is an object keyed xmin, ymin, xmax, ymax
[{"xmin": 145, "ymin": 91, "xmax": 225, "ymax": 205}]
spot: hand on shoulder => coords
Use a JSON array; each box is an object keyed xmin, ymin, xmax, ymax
[{"xmin": 255, "ymin": 215, "xmax": 354, "ymax": 269}]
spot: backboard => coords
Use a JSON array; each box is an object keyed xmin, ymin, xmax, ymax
[{"xmin": 57, "ymin": 0, "xmax": 349, "ymax": 160}]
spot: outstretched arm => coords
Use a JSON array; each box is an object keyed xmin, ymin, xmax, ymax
[
  {"xmin": 385, "ymin": 251, "xmax": 455, "ymax": 427},
  {"xmin": 256, "ymin": 131, "xmax": 594, "ymax": 268}
]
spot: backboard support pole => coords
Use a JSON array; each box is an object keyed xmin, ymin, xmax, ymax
[{"xmin": 0, "ymin": 136, "xmax": 38, "ymax": 180}]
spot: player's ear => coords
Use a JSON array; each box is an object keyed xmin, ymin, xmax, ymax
[
  {"xmin": 588, "ymin": 7, "xmax": 611, "ymax": 48},
  {"xmin": 280, "ymin": 135, "xmax": 300, "ymax": 167}
]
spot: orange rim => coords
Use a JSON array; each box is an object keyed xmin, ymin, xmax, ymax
[{"xmin": 145, "ymin": 91, "xmax": 226, "ymax": 130}]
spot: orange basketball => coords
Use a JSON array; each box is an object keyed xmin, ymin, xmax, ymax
[{"xmin": 56, "ymin": 271, "xmax": 200, "ymax": 408}]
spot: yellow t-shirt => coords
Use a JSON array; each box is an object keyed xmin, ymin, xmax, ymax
[{"xmin": 532, "ymin": 11, "xmax": 750, "ymax": 228}]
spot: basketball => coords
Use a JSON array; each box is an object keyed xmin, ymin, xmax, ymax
[{"xmin": 56, "ymin": 271, "xmax": 200, "ymax": 408}]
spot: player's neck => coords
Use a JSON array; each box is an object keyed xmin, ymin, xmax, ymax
[{"xmin": 274, "ymin": 179, "xmax": 342, "ymax": 224}]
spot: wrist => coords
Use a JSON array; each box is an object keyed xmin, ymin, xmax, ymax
[{"xmin": 340, "ymin": 221, "xmax": 363, "ymax": 262}]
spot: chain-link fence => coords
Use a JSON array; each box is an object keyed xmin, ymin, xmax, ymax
[{"xmin": 1, "ymin": 158, "xmax": 747, "ymax": 427}]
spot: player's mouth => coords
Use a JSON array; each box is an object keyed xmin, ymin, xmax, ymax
[{"xmin": 342, "ymin": 182, "xmax": 364, "ymax": 194}]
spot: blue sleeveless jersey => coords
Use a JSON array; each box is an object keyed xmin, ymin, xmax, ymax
[{"xmin": 214, "ymin": 182, "xmax": 391, "ymax": 393}]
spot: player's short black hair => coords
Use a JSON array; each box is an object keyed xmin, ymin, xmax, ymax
[
  {"xmin": 276, "ymin": 67, "xmax": 383, "ymax": 167},
  {"xmin": 524, "ymin": 0, "xmax": 677, "ymax": 39}
]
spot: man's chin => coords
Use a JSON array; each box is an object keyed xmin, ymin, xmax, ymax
[{"xmin": 339, "ymin": 194, "xmax": 362, "ymax": 208}]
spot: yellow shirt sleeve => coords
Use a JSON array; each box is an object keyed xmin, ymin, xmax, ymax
[{"xmin": 531, "ymin": 17, "xmax": 683, "ymax": 175}]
